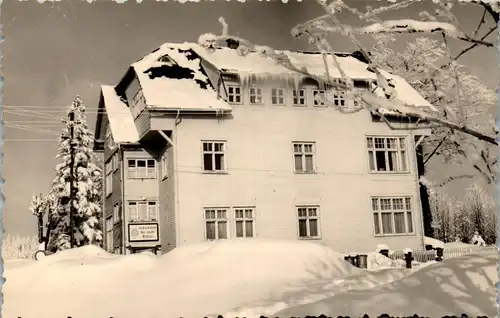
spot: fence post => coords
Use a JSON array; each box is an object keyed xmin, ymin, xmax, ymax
[
  {"xmin": 404, "ymin": 251, "xmax": 413, "ymax": 269},
  {"xmin": 435, "ymin": 247, "xmax": 444, "ymax": 261}
]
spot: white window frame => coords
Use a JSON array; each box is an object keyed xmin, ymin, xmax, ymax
[
  {"xmin": 366, "ymin": 136, "xmax": 409, "ymax": 173},
  {"xmin": 226, "ymin": 85, "xmax": 242, "ymax": 104},
  {"xmin": 105, "ymin": 160, "xmax": 113, "ymax": 197},
  {"xmin": 127, "ymin": 159, "xmax": 157, "ymax": 179},
  {"xmin": 204, "ymin": 208, "xmax": 229, "ymax": 240},
  {"xmin": 234, "ymin": 207, "xmax": 255, "ymax": 238},
  {"xmin": 113, "ymin": 203, "xmax": 121, "ymax": 224},
  {"xmin": 127, "ymin": 201, "xmax": 158, "ymax": 222},
  {"xmin": 372, "ymin": 196, "xmax": 414, "ymax": 236},
  {"xmin": 296, "ymin": 206, "xmax": 321, "ymax": 239},
  {"xmin": 292, "ymin": 89, "xmax": 306, "ymax": 106},
  {"xmin": 312, "ymin": 89, "xmax": 326, "ymax": 107},
  {"xmin": 271, "ymin": 88, "xmax": 285, "ymax": 105},
  {"xmin": 202, "ymin": 141, "xmax": 226, "ymax": 173},
  {"xmin": 293, "ymin": 142, "xmax": 316, "ymax": 174},
  {"xmin": 105, "ymin": 216, "xmax": 114, "ymax": 252},
  {"xmin": 249, "ymin": 87, "xmax": 264, "ymax": 105},
  {"xmin": 333, "ymin": 91, "xmax": 346, "ymax": 107},
  {"xmin": 160, "ymin": 149, "xmax": 168, "ymax": 180}
]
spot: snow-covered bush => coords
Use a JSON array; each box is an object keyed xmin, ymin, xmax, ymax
[{"xmin": 3, "ymin": 234, "xmax": 39, "ymax": 260}]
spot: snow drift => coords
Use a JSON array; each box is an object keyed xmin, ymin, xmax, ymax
[
  {"xmin": 4, "ymin": 238, "xmax": 360, "ymax": 318},
  {"xmin": 275, "ymin": 250, "xmax": 499, "ymax": 318}
]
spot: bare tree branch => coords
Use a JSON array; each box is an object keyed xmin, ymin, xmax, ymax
[
  {"xmin": 421, "ymin": 174, "xmax": 476, "ymax": 188},
  {"xmin": 472, "ymin": 7, "xmax": 488, "ymax": 37},
  {"xmin": 424, "ymin": 135, "xmax": 448, "ymax": 164}
]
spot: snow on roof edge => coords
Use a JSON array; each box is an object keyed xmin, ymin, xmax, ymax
[{"xmin": 100, "ymin": 85, "xmax": 140, "ymax": 144}]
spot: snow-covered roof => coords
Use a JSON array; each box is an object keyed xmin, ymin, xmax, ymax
[
  {"xmin": 131, "ymin": 45, "xmax": 232, "ymax": 112},
  {"xmin": 101, "ymin": 85, "xmax": 140, "ymax": 144},
  {"xmin": 134, "ymin": 42, "xmax": 435, "ymax": 113}
]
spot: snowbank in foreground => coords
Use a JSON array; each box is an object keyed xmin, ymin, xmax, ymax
[
  {"xmin": 4, "ymin": 238, "xmax": 360, "ymax": 318},
  {"xmin": 275, "ymin": 250, "xmax": 499, "ymax": 318}
]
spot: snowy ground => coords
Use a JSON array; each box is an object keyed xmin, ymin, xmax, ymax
[
  {"xmin": 273, "ymin": 250, "xmax": 499, "ymax": 318},
  {"xmin": 3, "ymin": 238, "xmax": 497, "ymax": 318}
]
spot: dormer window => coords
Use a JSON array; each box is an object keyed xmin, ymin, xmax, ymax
[
  {"xmin": 157, "ymin": 54, "xmax": 176, "ymax": 66},
  {"xmin": 353, "ymin": 80, "xmax": 369, "ymax": 89}
]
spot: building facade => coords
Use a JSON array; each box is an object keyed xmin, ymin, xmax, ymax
[{"xmin": 93, "ymin": 41, "xmax": 434, "ymax": 255}]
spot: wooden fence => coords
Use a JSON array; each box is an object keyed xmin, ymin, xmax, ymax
[{"xmin": 389, "ymin": 245, "xmax": 498, "ymax": 263}]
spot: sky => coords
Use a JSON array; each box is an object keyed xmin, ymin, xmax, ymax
[{"xmin": 2, "ymin": 0, "xmax": 498, "ymax": 237}]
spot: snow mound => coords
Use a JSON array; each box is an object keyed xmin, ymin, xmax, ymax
[
  {"xmin": 424, "ymin": 236, "xmax": 445, "ymax": 249},
  {"xmin": 39, "ymin": 244, "xmax": 116, "ymax": 263},
  {"xmin": 403, "ymin": 248, "xmax": 413, "ymax": 254},
  {"xmin": 4, "ymin": 238, "xmax": 359, "ymax": 318},
  {"xmin": 275, "ymin": 250, "xmax": 499, "ymax": 317},
  {"xmin": 367, "ymin": 252, "xmax": 394, "ymax": 270}
]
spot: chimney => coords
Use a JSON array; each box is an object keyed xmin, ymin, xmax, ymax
[{"xmin": 226, "ymin": 39, "xmax": 240, "ymax": 50}]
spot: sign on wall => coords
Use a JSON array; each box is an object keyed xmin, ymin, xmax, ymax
[{"xmin": 128, "ymin": 223, "xmax": 159, "ymax": 242}]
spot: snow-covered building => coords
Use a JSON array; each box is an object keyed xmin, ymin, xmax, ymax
[{"xmin": 93, "ymin": 40, "xmax": 435, "ymax": 255}]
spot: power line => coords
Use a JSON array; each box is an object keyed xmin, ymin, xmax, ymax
[
  {"xmin": 4, "ymin": 139, "xmax": 58, "ymax": 142},
  {"xmin": 4, "ymin": 122, "xmax": 61, "ymax": 136}
]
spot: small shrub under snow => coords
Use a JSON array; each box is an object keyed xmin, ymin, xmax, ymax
[{"xmin": 3, "ymin": 234, "xmax": 39, "ymax": 260}]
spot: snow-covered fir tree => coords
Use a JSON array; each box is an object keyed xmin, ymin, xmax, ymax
[{"xmin": 47, "ymin": 96, "xmax": 103, "ymax": 252}]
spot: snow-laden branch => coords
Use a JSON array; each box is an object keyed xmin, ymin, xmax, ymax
[
  {"xmin": 293, "ymin": 19, "xmax": 494, "ymax": 47},
  {"xmin": 202, "ymin": 17, "xmax": 498, "ymax": 147},
  {"xmin": 420, "ymin": 174, "xmax": 475, "ymax": 188}
]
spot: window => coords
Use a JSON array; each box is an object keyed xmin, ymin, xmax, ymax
[
  {"xmin": 271, "ymin": 88, "xmax": 285, "ymax": 105},
  {"xmin": 128, "ymin": 201, "xmax": 158, "ymax": 222},
  {"xmin": 113, "ymin": 203, "xmax": 121, "ymax": 224},
  {"xmin": 127, "ymin": 159, "xmax": 157, "ymax": 178},
  {"xmin": 353, "ymin": 80, "xmax": 369, "ymax": 89},
  {"xmin": 367, "ymin": 137, "xmax": 408, "ymax": 173},
  {"xmin": 158, "ymin": 54, "xmax": 176, "ymax": 65},
  {"xmin": 372, "ymin": 197, "xmax": 414, "ymax": 235},
  {"xmin": 292, "ymin": 89, "xmax": 306, "ymax": 106},
  {"xmin": 249, "ymin": 87, "xmax": 263, "ymax": 104},
  {"xmin": 333, "ymin": 91, "xmax": 346, "ymax": 107},
  {"xmin": 161, "ymin": 149, "xmax": 168, "ymax": 179},
  {"xmin": 105, "ymin": 160, "xmax": 113, "ymax": 196},
  {"xmin": 293, "ymin": 142, "xmax": 315, "ymax": 173},
  {"xmin": 205, "ymin": 208, "xmax": 228, "ymax": 240},
  {"xmin": 112, "ymin": 153, "xmax": 119, "ymax": 172},
  {"xmin": 297, "ymin": 206, "xmax": 320, "ymax": 239},
  {"xmin": 202, "ymin": 141, "xmax": 226, "ymax": 172},
  {"xmin": 234, "ymin": 208, "xmax": 254, "ymax": 238},
  {"xmin": 227, "ymin": 85, "xmax": 242, "ymax": 104},
  {"xmin": 312, "ymin": 90, "xmax": 326, "ymax": 107},
  {"xmin": 105, "ymin": 216, "xmax": 113, "ymax": 252}
]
